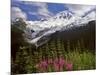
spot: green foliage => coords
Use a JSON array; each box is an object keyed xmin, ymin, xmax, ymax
[
  {"xmin": 11, "ymin": 37, "xmax": 96, "ymax": 74},
  {"xmin": 65, "ymin": 51, "xmax": 95, "ymax": 70}
]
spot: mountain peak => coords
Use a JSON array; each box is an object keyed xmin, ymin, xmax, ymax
[
  {"xmin": 23, "ymin": 8, "xmax": 96, "ymax": 47},
  {"xmin": 54, "ymin": 10, "xmax": 74, "ymax": 20}
]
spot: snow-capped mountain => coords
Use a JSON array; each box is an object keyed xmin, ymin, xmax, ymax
[{"xmin": 23, "ymin": 8, "xmax": 96, "ymax": 47}]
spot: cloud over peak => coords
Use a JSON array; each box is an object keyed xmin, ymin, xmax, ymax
[
  {"xmin": 11, "ymin": 7, "xmax": 27, "ymax": 21},
  {"xmin": 23, "ymin": 1, "xmax": 54, "ymax": 19},
  {"xmin": 65, "ymin": 4, "xmax": 95, "ymax": 16}
]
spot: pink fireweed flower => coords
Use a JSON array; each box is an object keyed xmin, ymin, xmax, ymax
[
  {"xmin": 66, "ymin": 63, "xmax": 73, "ymax": 71},
  {"xmin": 40, "ymin": 61, "xmax": 48, "ymax": 72},
  {"xmin": 53, "ymin": 58, "xmax": 59, "ymax": 71},
  {"xmin": 59, "ymin": 57, "xmax": 65, "ymax": 66},
  {"xmin": 48, "ymin": 59, "xmax": 53, "ymax": 64},
  {"xmin": 53, "ymin": 62, "xmax": 60, "ymax": 71},
  {"xmin": 58, "ymin": 57, "xmax": 65, "ymax": 71},
  {"xmin": 54, "ymin": 58, "xmax": 59, "ymax": 64},
  {"xmin": 40, "ymin": 60, "xmax": 48, "ymax": 68},
  {"xmin": 35, "ymin": 60, "xmax": 48, "ymax": 72}
]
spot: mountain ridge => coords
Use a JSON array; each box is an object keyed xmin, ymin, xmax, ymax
[{"xmin": 13, "ymin": 8, "xmax": 96, "ymax": 47}]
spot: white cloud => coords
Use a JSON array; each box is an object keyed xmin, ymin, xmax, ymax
[
  {"xmin": 23, "ymin": 2, "xmax": 53, "ymax": 19},
  {"xmin": 11, "ymin": 7, "xmax": 27, "ymax": 21},
  {"xmin": 65, "ymin": 4, "xmax": 95, "ymax": 16},
  {"xmin": 28, "ymin": 11, "xmax": 37, "ymax": 15}
]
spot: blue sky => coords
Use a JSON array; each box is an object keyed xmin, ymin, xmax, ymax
[{"xmin": 11, "ymin": 0, "xmax": 95, "ymax": 21}]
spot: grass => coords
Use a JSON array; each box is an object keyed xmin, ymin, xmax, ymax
[{"xmin": 64, "ymin": 50, "xmax": 96, "ymax": 71}]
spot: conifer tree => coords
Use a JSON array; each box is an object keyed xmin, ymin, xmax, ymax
[
  {"xmin": 49, "ymin": 40, "xmax": 57, "ymax": 59},
  {"xmin": 67, "ymin": 40, "xmax": 70, "ymax": 52},
  {"xmin": 40, "ymin": 45, "xmax": 46, "ymax": 60},
  {"xmin": 38, "ymin": 47, "xmax": 43, "ymax": 61},
  {"xmin": 77, "ymin": 40, "xmax": 81, "ymax": 52},
  {"xmin": 80, "ymin": 38, "xmax": 85, "ymax": 52},
  {"xmin": 56, "ymin": 38, "xmax": 63, "ymax": 58},
  {"xmin": 60, "ymin": 40, "xmax": 66, "ymax": 58},
  {"xmin": 15, "ymin": 46, "xmax": 28, "ymax": 73}
]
